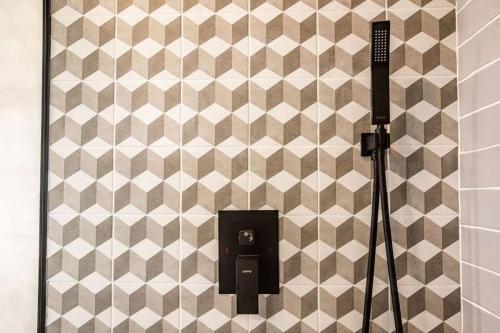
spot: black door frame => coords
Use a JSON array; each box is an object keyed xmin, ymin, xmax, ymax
[{"xmin": 38, "ymin": 0, "xmax": 51, "ymax": 331}]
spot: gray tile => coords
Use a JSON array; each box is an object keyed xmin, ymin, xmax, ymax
[
  {"xmin": 460, "ymin": 146, "xmax": 500, "ymax": 188},
  {"xmin": 456, "ymin": 0, "xmax": 468, "ymax": 10},
  {"xmin": 462, "ymin": 298, "xmax": 500, "ymax": 333},
  {"xmin": 458, "ymin": 16, "xmax": 500, "ymax": 80},
  {"xmin": 462, "ymin": 263, "xmax": 500, "ymax": 317},
  {"xmin": 457, "ymin": 0, "xmax": 500, "ymax": 44},
  {"xmin": 460, "ymin": 189, "xmax": 500, "ymax": 230},
  {"xmin": 459, "ymin": 57, "xmax": 500, "ymax": 116},
  {"xmin": 460, "ymin": 103, "xmax": 500, "ymax": 152},
  {"xmin": 461, "ymin": 227, "xmax": 500, "ymax": 274}
]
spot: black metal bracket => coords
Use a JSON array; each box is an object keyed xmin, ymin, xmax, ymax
[{"xmin": 361, "ymin": 131, "xmax": 390, "ymax": 157}]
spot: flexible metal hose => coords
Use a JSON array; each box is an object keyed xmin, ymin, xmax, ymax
[
  {"xmin": 377, "ymin": 145, "xmax": 404, "ymax": 333},
  {"xmin": 361, "ymin": 152, "xmax": 380, "ymax": 333}
]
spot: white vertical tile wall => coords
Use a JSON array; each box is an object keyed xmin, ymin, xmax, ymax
[{"xmin": 458, "ymin": 0, "xmax": 500, "ymax": 330}]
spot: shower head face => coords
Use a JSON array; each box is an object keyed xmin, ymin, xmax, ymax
[
  {"xmin": 371, "ymin": 21, "xmax": 391, "ymax": 125},
  {"xmin": 371, "ymin": 21, "xmax": 390, "ymax": 66}
]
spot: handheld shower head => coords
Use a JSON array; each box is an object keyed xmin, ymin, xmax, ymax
[{"xmin": 371, "ymin": 21, "xmax": 391, "ymax": 125}]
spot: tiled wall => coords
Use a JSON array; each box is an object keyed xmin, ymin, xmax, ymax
[
  {"xmin": 46, "ymin": 0, "xmax": 460, "ymax": 332},
  {"xmin": 457, "ymin": 0, "xmax": 500, "ymax": 331}
]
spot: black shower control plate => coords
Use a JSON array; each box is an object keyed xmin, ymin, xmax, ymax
[{"xmin": 218, "ymin": 210, "xmax": 279, "ymax": 294}]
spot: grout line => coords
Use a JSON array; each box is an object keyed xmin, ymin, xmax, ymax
[
  {"xmin": 460, "ymin": 187, "xmax": 500, "ymax": 191},
  {"xmin": 456, "ymin": 0, "xmax": 473, "ymax": 14},
  {"xmin": 458, "ymin": 99, "xmax": 500, "ymax": 121},
  {"xmin": 455, "ymin": 1, "xmax": 464, "ymax": 328},
  {"xmin": 461, "ymin": 261, "xmax": 500, "ymax": 279},
  {"xmin": 247, "ymin": 0, "xmax": 251, "ymax": 330},
  {"xmin": 461, "ymin": 187, "xmax": 500, "ymax": 190},
  {"xmin": 111, "ymin": 0, "xmax": 118, "ymax": 329},
  {"xmin": 461, "ymin": 224, "xmax": 500, "ymax": 234},
  {"xmin": 385, "ymin": 0, "xmax": 392, "ymax": 330},
  {"xmin": 179, "ymin": 2, "xmax": 184, "ymax": 332},
  {"xmin": 247, "ymin": 0, "xmax": 251, "ymax": 218},
  {"xmin": 462, "ymin": 298, "xmax": 500, "ymax": 321},
  {"xmin": 459, "ymin": 142, "xmax": 500, "ymax": 155},
  {"xmin": 315, "ymin": 1, "xmax": 320, "ymax": 331},
  {"xmin": 457, "ymin": 11, "xmax": 500, "ymax": 49},
  {"xmin": 458, "ymin": 55, "xmax": 500, "ymax": 85}
]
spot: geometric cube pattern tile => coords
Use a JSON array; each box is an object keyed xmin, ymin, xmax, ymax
[
  {"xmin": 51, "ymin": 3, "xmax": 115, "ymax": 81},
  {"xmin": 115, "ymin": 80, "xmax": 181, "ymax": 146},
  {"xmin": 116, "ymin": 14, "xmax": 181, "ymax": 80},
  {"xmin": 182, "ymin": 147, "xmax": 249, "ymax": 214},
  {"xmin": 180, "ymin": 284, "xmax": 248, "ymax": 333},
  {"xmin": 180, "ymin": 215, "xmax": 218, "ymax": 284},
  {"xmin": 46, "ymin": 282, "xmax": 112, "ymax": 333},
  {"xmin": 250, "ymin": 3, "xmax": 316, "ymax": 79},
  {"xmin": 318, "ymin": 78, "xmax": 371, "ymax": 146},
  {"xmin": 113, "ymin": 215, "xmax": 180, "ymax": 283},
  {"xmin": 318, "ymin": 9, "xmax": 385, "ymax": 78},
  {"xmin": 48, "ymin": 0, "xmax": 460, "ymax": 331},
  {"xmin": 114, "ymin": 147, "xmax": 181, "ymax": 214},
  {"xmin": 250, "ymin": 146, "xmax": 318, "ymax": 215},
  {"xmin": 113, "ymin": 283, "xmax": 180, "ymax": 332},
  {"xmin": 182, "ymin": 80, "xmax": 249, "ymax": 146},
  {"xmin": 47, "ymin": 214, "xmax": 112, "ymax": 282},
  {"xmin": 50, "ymin": 80, "xmax": 115, "ymax": 146},
  {"xmin": 48, "ymin": 146, "xmax": 114, "ymax": 214},
  {"xmin": 250, "ymin": 285, "xmax": 319, "ymax": 333},
  {"xmin": 388, "ymin": 7, "xmax": 456, "ymax": 77}
]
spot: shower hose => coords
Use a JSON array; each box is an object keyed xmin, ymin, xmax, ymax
[{"xmin": 361, "ymin": 125, "xmax": 404, "ymax": 333}]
